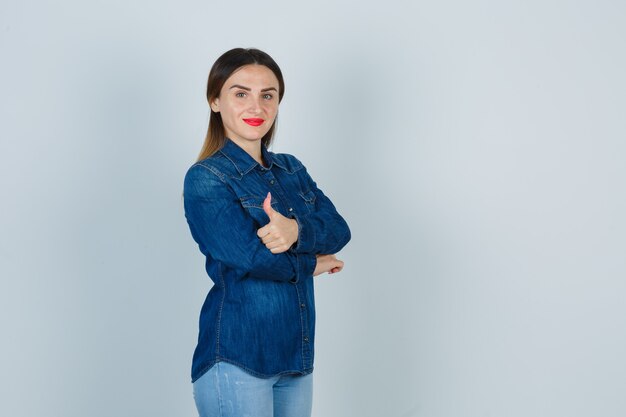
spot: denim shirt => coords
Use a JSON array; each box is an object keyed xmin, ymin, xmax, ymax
[{"xmin": 183, "ymin": 138, "xmax": 351, "ymax": 382}]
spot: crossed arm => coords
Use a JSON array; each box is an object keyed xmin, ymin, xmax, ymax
[
  {"xmin": 256, "ymin": 166, "xmax": 351, "ymax": 275},
  {"xmin": 257, "ymin": 192, "xmax": 346, "ymax": 275},
  {"xmin": 184, "ymin": 164, "xmax": 350, "ymax": 281}
]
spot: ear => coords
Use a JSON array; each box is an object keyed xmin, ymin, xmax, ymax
[{"xmin": 210, "ymin": 97, "xmax": 220, "ymax": 113}]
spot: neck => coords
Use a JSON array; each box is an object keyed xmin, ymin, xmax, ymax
[{"xmin": 229, "ymin": 137, "xmax": 266, "ymax": 167}]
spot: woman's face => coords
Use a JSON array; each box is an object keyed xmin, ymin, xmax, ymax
[{"xmin": 211, "ymin": 64, "xmax": 280, "ymax": 147}]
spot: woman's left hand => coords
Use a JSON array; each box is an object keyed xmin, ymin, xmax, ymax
[{"xmin": 257, "ymin": 192, "xmax": 299, "ymax": 254}]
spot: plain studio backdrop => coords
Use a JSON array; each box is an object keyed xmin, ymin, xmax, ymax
[{"xmin": 1, "ymin": 1, "xmax": 625, "ymax": 416}]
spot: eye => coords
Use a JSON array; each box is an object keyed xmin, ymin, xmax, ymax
[
  {"xmin": 262, "ymin": 93, "xmax": 274, "ymax": 100},
  {"xmin": 235, "ymin": 91, "xmax": 247, "ymax": 98}
]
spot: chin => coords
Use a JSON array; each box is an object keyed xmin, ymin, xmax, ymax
[{"xmin": 244, "ymin": 130, "xmax": 271, "ymax": 141}]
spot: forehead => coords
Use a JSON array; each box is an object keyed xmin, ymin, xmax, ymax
[{"xmin": 223, "ymin": 64, "xmax": 280, "ymax": 90}]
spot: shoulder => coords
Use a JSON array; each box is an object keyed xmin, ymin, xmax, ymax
[
  {"xmin": 269, "ymin": 151, "xmax": 307, "ymax": 174},
  {"xmin": 198, "ymin": 151, "xmax": 237, "ymax": 177},
  {"xmin": 184, "ymin": 155, "xmax": 232, "ymax": 198},
  {"xmin": 184, "ymin": 149, "xmax": 238, "ymax": 183}
]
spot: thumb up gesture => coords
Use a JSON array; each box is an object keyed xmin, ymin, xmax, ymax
[{"xmin": 257, "ymin": 192, "xmax": 299, "ymax": 254}]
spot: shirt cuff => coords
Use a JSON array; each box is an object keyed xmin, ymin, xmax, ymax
[
  {"xmin": 290, "ymin": 212, "xmax": 316, "ymax": 253},
  {"xmin": 291, "ymin": 252, "xmax": 316, "ymax": 284}
]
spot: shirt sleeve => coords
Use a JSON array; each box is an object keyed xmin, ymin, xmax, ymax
[
  {"xmin": 184, "ymin": 163, "xmax": 316, "ymax": 283},
  {"xmin": 289, "ymin": 164, "xmax": 352, "ymax": 255}
]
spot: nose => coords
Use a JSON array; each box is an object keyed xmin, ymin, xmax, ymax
[{"xmin": 247, "ymin": 95, "xmax": 262, "ymax": 114}]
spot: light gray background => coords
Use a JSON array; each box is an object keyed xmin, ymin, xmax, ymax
[{"xmin": 1, "ymin": 1, "xmax": 625, "ymax": 416}]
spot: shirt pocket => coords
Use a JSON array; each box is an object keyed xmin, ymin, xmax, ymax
[
  {"xmin": 297, "ymin": 190, "xmax": 316, "ymax": 214},
  {"xmin": 239, "ymin": 195, "xmax": 278, "ymax": 226}
]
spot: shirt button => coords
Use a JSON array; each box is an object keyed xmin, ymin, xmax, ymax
[
  {"xmin": 270, "ymin": 179, "xmax": 275, "ymax": 185},
  {"xmin": 288, "ymin": 207, "xmax": 293, "ymax": 212},
  {"xmin": 300, "ymin": 303, "xmax": 305, "ymax": 309},
  {"xmin": 304, "ymin": 336, "xmax": 309, "ymax": 342}
]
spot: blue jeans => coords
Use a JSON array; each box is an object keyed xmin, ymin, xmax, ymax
[{"xmin": 193, "ymin": 361, "xmax": 313, "ymax": 417}]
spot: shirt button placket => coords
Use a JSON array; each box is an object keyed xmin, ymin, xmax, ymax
[{"xmin": 296, "ymin": 284, "xmax": 312, "ymax": 368}]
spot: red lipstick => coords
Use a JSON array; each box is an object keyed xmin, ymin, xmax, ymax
[{"xmin": 243, "ymin": 118, "xmax": 264, "ymax": 126}]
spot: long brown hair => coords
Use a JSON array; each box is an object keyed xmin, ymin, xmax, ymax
[{"xmin": 196, "ymin": 48, "xmax": 285, "ymax": 161}]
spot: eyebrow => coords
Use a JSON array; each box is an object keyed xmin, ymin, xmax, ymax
[{"xmin": 228, "ymin": 84, "xmax": 278, "ymax": 92}]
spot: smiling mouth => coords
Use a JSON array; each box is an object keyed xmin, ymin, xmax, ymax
[{"xmin": 243, "ymin": 118, "xmax": 265, "ymax": 126}]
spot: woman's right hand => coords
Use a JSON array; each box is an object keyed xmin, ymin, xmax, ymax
[{"xmin": 313, "ymin": 254, "xmax": 344, "ymax": 276}]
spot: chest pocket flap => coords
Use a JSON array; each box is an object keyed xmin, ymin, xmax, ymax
[
  {"xmin": 239, "ymin": 195, "xmax": 279, "ymax": 225},
  {"xmin": 297, "ymin": 190, "xmax": 316, "ymax": 213}
]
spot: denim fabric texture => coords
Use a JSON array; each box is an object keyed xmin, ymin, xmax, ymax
[
  {"xmin": 193, "ymin": 361, "xmax": 313, "ymax": 417},
  {"xmin": 183, "ymin": 138, "xmax": 351, "ymax": 382}
]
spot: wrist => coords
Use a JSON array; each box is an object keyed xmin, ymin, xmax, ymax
[{"xmin": 290, "ymin": 218, "xmax": 299, "ymax": 244}]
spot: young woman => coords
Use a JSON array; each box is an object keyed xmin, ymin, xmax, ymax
[{"xmin": 183, "ymin": 48, "xmax": 351, "ymax": 417}]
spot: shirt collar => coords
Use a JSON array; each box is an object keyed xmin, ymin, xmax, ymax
[{"xmin": 219, "ymin": 137, "xmax": 287, "ymax": 175}]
